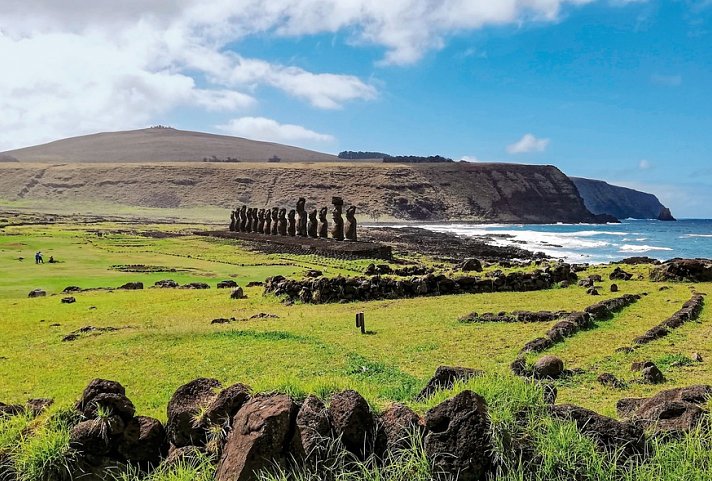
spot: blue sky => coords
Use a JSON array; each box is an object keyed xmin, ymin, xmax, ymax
[{"xmin": 2, "ymin": 0, "xmax": 711, "ymax": 216}]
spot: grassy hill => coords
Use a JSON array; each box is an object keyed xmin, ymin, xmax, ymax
[{"xmin": 0, "ymin": 127, "xmax": 339, "ymax": 163}]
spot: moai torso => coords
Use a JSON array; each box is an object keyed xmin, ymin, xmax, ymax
[
  {"xmin": 239, "ymin": 205, "xmax": 248, "ymax": 232},
  {"xmin": 345, "ymin": 206, "xmax": 357, "ymax": 241},
  {"xmin": 318, "ymin": 207, "xmax": 329, "ymax": 238},
  {"xmin": 264, "ymin": 209, "xmax": 272, "ymax": 234},
  {"xmin": 230, "ymin": 211, "xmax": 237, "ymax": 231},
  {"xmin": 271, "ymin": 208, "xmax": 279, "ymax": 235},
  {"xmin": 246, "ymin": 208, "xmax": 254, "ymax": 233},
  {"xmin": 296, "ymin": 198, "xmax": 307, "ymax": 236},
  {"xmin": 288, "ymin": 209, "xmax": 296, "ymax": 236},
  {"xmin": 278, "ymin": 208, "xmax": 288, "ymax": 236},
  {"xmin": 307, "ymin": 209, "xmax": 318, "ymax": 237},
  {"xmin": 257, "ymin": 209, "xmax": 266, "ymax": 233}
]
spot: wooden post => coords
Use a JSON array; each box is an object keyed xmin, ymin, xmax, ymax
[{"xmin": 356, "ymin": 312, "xmax": 365, "ymax": 334}]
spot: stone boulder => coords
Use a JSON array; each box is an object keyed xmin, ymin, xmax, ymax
[
  {"xmin": 641, "ymin": 363, "xmax": 665, "ymax": 384},
  {"xmin": 215, "ymin": 394, "xmax": 297, "ymax": 481},
  {"xmin": 290, "ymin": 395, "xmax": 332, "ymax": 462},
  {"xmin": 154, "ymin": 279, "xmax": 179, "ymax": 288},
  {"xmin": 416, "ymin": 366, "xmax": 483, "ymax": 400},
  {"xmin": 26, "ymin": 398, "xmax": 54, "ymax": 417},
  {"xmin": 118, "ymin": 282, "xmax": 143, "ymax": 290},
  {"xmin": 619, "ymin": 385, "xmax": 712, "ymax": 435},
  {"xmin": 166, "ymin": 378, "xmax": 221, "ymax": 448},
  {"xmin": 61, "ymin": 296, "xmax": 76, "ymax": 304},
  {"xmin": 610, "ymin": 267, "xmax": 633, "ymax": 281},
  {"xmin": 532, "ymin": 355, "xmax": 565, "ymax": 379},
  {"xmin": 550, "ymin": 405, "xmax": 645, "ymax": 457},
  {"xmin": 118, "ymin": 416, "xmax": 167, "ymax": 467},
  {"xmin": 0, "ymin": 403, "xmax": 25, "ymax": 417},
  {"xmin": 28, "ymin": 289, "xmax": 46, "ymax": 298},
  {"xmin": 205, "ymin": 383, "xmax": 251, "ymax": 427},
  {"xmin": 70, "ymin": 418, "xmax": 124, "ymax": 458},
  {"xmin": 217, "ymin": 280, "xmax": 238, "ymax": 289},
  {"xmin": 76, "ymin": 379, "xmax": 134, "ymax": 421},
  {"xmin": 424, "ymin": 390, "xmax": 491, "ymax": 481},
  {"xmin": 328, "ymin": 390, "xmax": 376, "ymax": 460},
  {"xmin": 460, "ymin": 258, "xmax": 483, "ymax": 272},
  {"xmin": 182, "ymin": 282, "xmax": 210, "ymax": 289},
  {"xmin": 230, "ymin": 287, "xmax": 246, "ymax": 299},
  {"xmin": 378, "ymin": 403, "xmax": 422, "ymax": 455},
  {"xmin": 650, "ymin": 259, "xmax": 712, "ymax": 282}
]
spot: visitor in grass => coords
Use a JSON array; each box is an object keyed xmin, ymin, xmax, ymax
[{"xmin": 35, "ymin": 251, "xmax": 43, "ymax": 264}]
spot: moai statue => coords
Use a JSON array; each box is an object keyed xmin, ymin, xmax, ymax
[
  {"xmin": 257, "ymin": 209, "xmax": 266, "ymax": 234},
  {"xmin": 278, "ymin": 208, "xmax": 288, "ymax": 236},
  {"xmin": 296, "ymin": 198, "xmax": 308, "ymax": 237},
  {"xmin": 287, "ymin": 209, "xmax": 296, "ymax": 236},
  {"xmin": 307, "ymin": 209, "xmax": 318, "ymax": 238},
  {"xmin": 318, "ymin": 207, "xmax": 329, "ymax": 238},
  {"xmin": 264, "ymin": 208, "xmax": 272, "ymax": 234},
  {"xmin": 330, "ymin": 197, "xmax": 345, "ymax": 241},
  {"xmin": 271, "ymin": 208, "xmax": 279, "ymax": 235},
  {"xmin": 229, "ymin": 211, "xmax": 237, "ymax": 232},
  {"xmin": 239, "ymin": 205, "xmax": 248, "ymax": 232},
  {"xmin": 345, "ymin": 206, "xmax": 357, "ymax": 241},
  {"xmin": 247, "ymin": 208, "xmax": 255, "ymax": 233}
]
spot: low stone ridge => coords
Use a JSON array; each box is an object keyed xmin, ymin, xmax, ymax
[
  {"xmin": 617, "ymin": 385, "xmax": 712, "ymax": 435},
  {"xmin": 650, "ymin": 259, "xmax": 712, "ymax": 282},
  {"xmin": 265, "ymin": 264, "xmax": 577, "ymax": 304},
  {"xmin": 519, "ymin": 295, "xmax": 641, "ymax": 354},
  {"xmin": 118, "ymin": 282, "xmax": 144, "ymax": 290},
  {"xmin": 633, "ymin": 293, "xmax": 705, "ymax": 345},
  {"xmin": 28, "ymin": 288, "xmax": 46, "ymax": 298},
  {"xmin": 416, "ymin": 365, "xmax": 484, "ymax": 400},
  {"xmin": 459, "ymin": 310, "xmax": 569, "ymax": 324},
  {"xmin": 550, "ymin": 404, "xmax": 645, "ymax": 457},
  {"xmin": 62, "ymin": 325, "xmax": 121, "ymax": 342}
]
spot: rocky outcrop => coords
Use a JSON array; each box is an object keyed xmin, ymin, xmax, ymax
[
  {"xmin": 650, "ymin": 259, "xmax": 712, "ymax": 282},
  {"xmin": 0, "ymin": 162, "xmax": 613, "ymax": 223},
  {"xmin": 571, "ymin": 177, "xmax": 674, "ymax": 221}
]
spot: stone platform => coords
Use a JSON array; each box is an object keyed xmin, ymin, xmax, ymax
[{"xmin": 196, "ymin": 230, "xmax": 392, "ymax": 260}]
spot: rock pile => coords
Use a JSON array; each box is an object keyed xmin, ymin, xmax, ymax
[
  {"xmin": 459, "ymin": 310, "xmax": 569, "ymax": 324},
  {"xmin": 265, "ymin": 264, "xmax": 577, "ymax": 304},
  {"xmin": 650, "ymin": 259, "xmax": 712, "ymax": 282}
]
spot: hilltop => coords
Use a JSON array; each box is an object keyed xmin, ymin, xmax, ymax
[{"xmin": 0, "ymin": 127, "xmax": 338, "ymax": 163}]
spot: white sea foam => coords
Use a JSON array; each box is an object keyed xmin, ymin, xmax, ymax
[
  {"xmin": 619, "ymin": 244, "xmax": 674, "ymax": 253},
  {"xmin": 683, "ymin": 234, "xmax": 712, "ymax": 238}
]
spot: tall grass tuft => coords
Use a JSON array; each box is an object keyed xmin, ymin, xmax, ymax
[{"xmin": 115, "ymin": 451, "xmax": 216, "ymax": 481}]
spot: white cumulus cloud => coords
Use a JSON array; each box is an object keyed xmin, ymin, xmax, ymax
[
  {"xmin": 217, "ymin": 117, "xmax": 335, "ymax": 144},
  {"xmin": 506, "ymin": 133, "xmax": 550, "ymax": 154}
]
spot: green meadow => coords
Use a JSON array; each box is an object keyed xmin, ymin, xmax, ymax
[{"xmin": 1, "ymin": 218, "xmax": 710, "ymax": 422}]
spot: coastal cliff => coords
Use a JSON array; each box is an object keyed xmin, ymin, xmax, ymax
[
  {"xmin": 571, "ymin": 177, "xmax": 674, "ymax": 221},
  {"xmin": 0, "ymin": 162, "xmax": 610, "ymax": 224}
]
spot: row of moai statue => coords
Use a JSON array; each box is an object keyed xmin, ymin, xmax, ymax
[{"xmin": 229, "ymin": 197, "xmax": 357, "ymax": 241}]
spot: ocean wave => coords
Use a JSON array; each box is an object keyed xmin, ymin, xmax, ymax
[
  {"xmin": 619, "ymin": 244, "xmax": 674, "ymax": 253},
  {"xmin": 683, "ymin": 234, "xmax": 712, "ymax": 238}
]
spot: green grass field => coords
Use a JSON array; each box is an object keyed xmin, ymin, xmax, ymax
[{"xmin": 1, "ymin": 219, "xmax": 709, "ymax": 422}]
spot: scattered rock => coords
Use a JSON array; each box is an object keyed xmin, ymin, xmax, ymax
[
  {"xmin": 181, "ymin": 282, "xmax": 210, "ymax": 289},
  {"xmin": 328, "ymin": 390, "xmax": 376, "ymax": 460},
  {"xmin": 61, "ymin": 296, "xmax": 76, "ymax": 304},
  {"xmin": 205, "ymin": 383, "xmax": 251, "ymax": 427},
  {"xmin": 211, "ymin": 318, "xmax": 235, "ymax": 325},
  {"xmin": 63, "ymin": 286, "xmax": 82, "ymax": 293},
  {"xmin": 641, "ymin": 363, "xmax": 665, "ymax": 384},
  {"xmin": 118, "ymin": 282, "xmax": 143, "ymax": 290},
  {"xmin": 246, "ymin": 281, "xmax": 263, "ymax": 287},
  {"xmin": 692, "ymin": 352, "xmax": 703, "ymax": 362},
  {"xmin": 610, "ymin": 267, "xmax": 633, "ymax": 281},
  {"xmin": 424, "ymin": 390, "xmax": 491, "ymax": 481},
  {"xmin": 62, "ymin": 325, "xmax": 120, "ymax": 342},
  {"xmin": 610, "ymin": 284, "xmax": 619, "ymax": 293},
  {"xmin": 0, "ymin": 403, "xmax": 25, "ymax": 417},
  {"xmin": 378, "ymin": 403, "xmax": 422, "ymax": 454},
  {"xmin": 619, "ymin": 385, "xmax": 712, "ymax": 435},
  {"xmin": 250, "ymin": 313, "xmax": 279, "ymax": 319},
  {"xmin": 416, "ymin": 365, "xmax": 483, "ymax": 400},
  {"xmin": 597, "ymin": 373, "xmax": 624, "ymax": 388},
  {"xmin": 154, "ymin": 279, "xmax": 179, "ymax": 288},
  {"xmin": 305, "ymin": 270, "xmax": 323, "ymax": 278},
  {"xmin": 166, "ymin": 378, "xmax": 222, "ymax": 448},
  {"xmin": 459, "ymin": 258, "xmax": 483, "ymax": 272},
  {"xmin": 28, "ymin": 289, "xmax": 46, "ymax": 298},
  {"xmin": 26, "ymin": 398, "xmax": 54, "ymax": 417},
  {"xmin": 532, "ymin": 355, "xmax": 565, "ymax": 379},
  {"xmin": 586, "ymin": 287, "xmax": 600, "ymax": 296},
  {"xmin": 217, "ymin": 280, "xmax": 238, "ymax": 289},
  {"xmin": 230, "ymin": 287, "xmax": 246, "ymax": 299},
  {"xmin": 215, "ymin": 394, "xmax": 297, "ymax": 481},
  {"xmin": 70, "ymin": 419, "xmax": 114, "ymax": 457}
]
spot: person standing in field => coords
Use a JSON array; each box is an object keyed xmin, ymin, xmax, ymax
[{"xmin": 35, "ymin": 251, "xmax": 44, "ymax": 264}]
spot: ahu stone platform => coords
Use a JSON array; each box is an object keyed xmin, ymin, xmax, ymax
[{"xmin": 196, "ymin": 230, "xmax": 393, "ymax": 260}]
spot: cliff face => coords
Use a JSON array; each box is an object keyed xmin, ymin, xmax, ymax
[
  {"xmin": 571, "ymin": 177, "xmax": 674, "ymax": 221},
  {"xmin": 0, "ymin": 162, "xmax": 607, "ymax": 224}
]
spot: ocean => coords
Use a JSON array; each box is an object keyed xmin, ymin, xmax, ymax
[{"xmin": 414, "ymin": 219, "xmax": 712, "ymax": 264}]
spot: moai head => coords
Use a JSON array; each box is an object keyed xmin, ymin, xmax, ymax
[
  {"xmin": 308, "ymin": 209, "xmax": 317, "ymax": 222},
  {"xmin": 258, "ymin": 208, "xmax": 265, "ymax": 220},
  {"xmin": 319, "ymin": 207, "xmax": 328, "ymax": 221},
  {"xmin": 278, "ymin": 208, "xmax": 287, "ymax": 220},
  {"xmin": 296, "ymin": 197, "xmax": 306, "ymax": 212},
  {"xmin": 271, "ymin": 207, "xmax": 279, "ymax": 220},
  {"xmin": 346, "ymin": 206, "xmax": 356, "ymax": 219},
  {"xmin": 240, "ymin": 205, "xmax": 247, "ymax": 215},
  {"xmin": 288, "ymin": 209, "xmax": 296, "ymax": 221}
]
